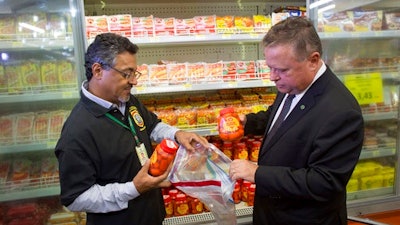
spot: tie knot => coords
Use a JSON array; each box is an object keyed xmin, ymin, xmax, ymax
[{"xmin": 286, "ymin": 94, "xmax": 295, "ymax": 101}]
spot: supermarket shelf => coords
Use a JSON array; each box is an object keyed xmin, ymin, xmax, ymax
[
  {"xmin": 0, "ymin": 186, "xmax": 60, "ymax": 202},
  {"xmin": 163, "ymin": 203, "xmax": 253, "ymax": 225},
  {"xmin": 87, "ymin": 31, "xmax": 400, "ymax": 46},
  {"xmin": 0, "ymin": 141, "xmax": 57, "ymax": 154},
  {"xmin": 347, "ymin": 187, "xmax": 394, "ymax": 201},
  {"xmin": 0, "ymin": 89, "xmax": 79, "ymax": 104},
  {"xmin": 360, "ymin": 147, "xmax": 396, "ymax": 160},
  {"xmin": 363, "ymin": 111, "xmax": 398, "ymax": 121},
  {"xmin": 87, "ymin": 33, "xmax": 266, "ymax": 47},
  {"xmin": 0, "ymin": 36, "xmax": 74, "ymax": 50},
  {"xmin": 319, "ymin": 30, "xmax": 400, "ymax": 40},
  {"xmin": 132, "ymin": 79, "xmax": 275, "ymax": 95}
]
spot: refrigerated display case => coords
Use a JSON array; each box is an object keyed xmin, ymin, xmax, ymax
[
  {"xmin": 1, "ymin": 0, "xmax": 398, "ymax": 224},
  {"xmin": 83, "ymin": 0, "xmax": 400, "ymax": 224},
  {"xmin": 0, "ymin": 0, "xmax": 86, "ymax": 223},
  {"xmin": 306, "ymin": 0, "xmax": 400, "ymax": 218}
]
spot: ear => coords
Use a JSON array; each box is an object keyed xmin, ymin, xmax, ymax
[
  {"xmin": 308, "ymin": 52, "xmax": 320, "ymax": 69},
  {"xmin": 92, "ymin": 63, "xmax": 103, "ymax": 79}
]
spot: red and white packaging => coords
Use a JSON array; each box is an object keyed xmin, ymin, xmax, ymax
[
  {"xmin": 136, "ymin": 64, "xmax": 149, "ymax": 87},
  {"xmin": 148, "ymin": 64, "xmax": 168, "ymax": 86},
  {"xmin": 256, "ymin": 60, "xmax": 270, "ymax": 80},
  {"xmin": 193, "ymin": 15, "xmax": 216, "ymax": 34},
  {"xmin": 107, "ymin": 14, "xmax": 132, "ymax": 37},
  {"xmin": 15, "ymin": 113, "xmax": 35, "ymax": 144},
  {"xmin": 167, "ymin": 63, "xmax": 187, "ymax": 85},
  {"xmin": 154, "ymin": 17, "xmax": 175, "ymax": 36},
  {"xmin": 175, "ymin": 18, "xmax": 196, "ymax": 36},
  {"xmin": 205, "ymin": 61, "xmax": 223, "ymax": 83},
  {"xmin": 0, "ymin": 115, "xmax": 15, "ymax": 144},
  {"xmin": 85, "ymin": 16, "xmax": 109, "ymax": 39},
  {"xmin": 222, "ymin": 61, "xmax": 237, "ymax": 82},
  {"xmin": 236, "ymin": 61, "xmax": 256, "ymax": 80},
  {"xmin": 48, "ymin": 110, "xmax": 69, "ymax": 140},
  {"xmin": 187, "ymin": 62, "xmax": 206, "ymax": 84},
  {"xmin": 132, "ymin": 15, "xmax": 154, "ymax": 37}
]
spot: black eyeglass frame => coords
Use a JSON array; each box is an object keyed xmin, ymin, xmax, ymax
[{"xmin": 101, "ymin": 63, "xmax": 142, "ymax": 80}]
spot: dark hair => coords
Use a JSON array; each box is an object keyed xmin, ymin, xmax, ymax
[
  {"xmin": 262, "ymin": 17, "xmax": 322, "ymax": 61},
  {"xmin": 84, "ymin": 33, "xmax": 139, "ymax": 80}
]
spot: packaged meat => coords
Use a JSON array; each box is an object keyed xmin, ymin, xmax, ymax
[{"xmin": 15, "ymin": 113, "xmax": 35, "ymax": 144}]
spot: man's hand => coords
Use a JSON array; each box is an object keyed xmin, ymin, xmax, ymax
[
  {"xmin": 133, "ymin": 160, "xmax": 172, "ymax": 194},
  {"xmin": 174, "ymin": 130, "xmax": 209, "ymax": 151},
  {"xmin": 229, "ymin": 159, "xmax": 258, "ymax": 183}
]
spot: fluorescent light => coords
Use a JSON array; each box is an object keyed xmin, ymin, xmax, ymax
[
  {"xmin": 310, "ymin": 0, "xmax": 333, "ymax": 9},
  {"xmin": 318, "ymin": 4, "xmax": 336, "ymax": 14},
  {"xmin": 18, "ymin": 22, "xmax": 45, "ymax": 33}
]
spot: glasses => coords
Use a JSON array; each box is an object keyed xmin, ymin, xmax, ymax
[{"xmin": 103, "ymin": 64, "xmax": 142, "ymax": 80}]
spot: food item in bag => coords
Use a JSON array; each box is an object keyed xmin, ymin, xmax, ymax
[
  {"xmin": 218, "ymin": 107, "xmax": 244, "ymax": 141},
  {"xmin": 169, "ymin": 143, "xmax": 237, "ymax": 225},
  {"xmin": 149, "ymin": 139, "xmax": 179, "ymax": 176}
]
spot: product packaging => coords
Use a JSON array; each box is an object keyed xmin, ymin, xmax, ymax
[{"xmin": 168, "ymin": 143, "xmax": 237, "ymax": 225}]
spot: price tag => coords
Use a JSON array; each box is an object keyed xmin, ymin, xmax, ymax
[
  {"xmin": 47, "ymin": 141, "xmax": 56, "ymax": 148},
  {"xmin": 183, "ymin": 83, "xmax": 192, "ymax": 89},
  {"xmin": 344, "ymin": 72, "xmax": 383, "ymax": 105},
  {"xmin": 135, "ymin": 86, "xmax": 146, "ymax": 93},
  {"xmin": 228, "ymin": 81, "xmax": 238, "ymax": 87},
  {"xmin": 62, "ymin": 91, "xmax": 73, "ymax": 98}
]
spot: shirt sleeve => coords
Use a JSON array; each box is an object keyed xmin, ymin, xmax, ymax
[
  {"xmin": 150, "ymin": 122, "xmax": 179, "ymax": 143},
  {"xmin": 66, "ymin": 181, "xmax": 140, "ymax": 213}
]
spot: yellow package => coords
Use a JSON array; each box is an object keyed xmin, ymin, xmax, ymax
[
  {"xmin": 21, "ymin": 60, "xmax": 41, "ymax": 89},
  {"xmin": 253, "ymin": 15, "xmax": 271, "ymax": 33},
  {"xmin": 346, "ymin": 178, "xmax": 359, "ymax": 192},
  {"xmin": 0, "ymin": 64, "xmax": 6, "ymax": 93},
  {"xmin": 234, "ymin": 16, "xmax": 254, "ymax": 33},
  {"xmin": 57, "ymin": 60, "xmax": 76, "ymax": 87},
  {"xmin": 360, "ymin": 174, "xmax": 384, "ymax": 190},
  {"xmin": 5, "ymin": 62, "xmax": 24, "ymax": 93},
  {"xmin": 41, "ymin": 60, "xmax": 59, "ymax": 90},
  {"xmin": 216, "ymin": 16, "xmax": 235, "ymax": 34}
]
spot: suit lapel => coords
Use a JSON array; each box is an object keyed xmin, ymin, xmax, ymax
[{"xmin": 259, "ymin": 70, "xmax": 332, "ymax": 159}]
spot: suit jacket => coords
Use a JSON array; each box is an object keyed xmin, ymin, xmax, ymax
[{"xmin": 245, "ymin": 67, "xmax": 364, "ymax": 225}]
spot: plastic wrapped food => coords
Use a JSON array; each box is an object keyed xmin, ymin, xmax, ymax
[{"xmin": 168, "ymin": 143, "xmax": 237, "ymax": 225}]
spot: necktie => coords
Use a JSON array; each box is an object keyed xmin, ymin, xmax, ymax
[{"xmin": 266, "ymin": 94, "xmax": 295, "ymax": 142}]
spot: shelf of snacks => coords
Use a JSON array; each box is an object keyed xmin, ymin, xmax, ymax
[
  {"xmin": 319, "ymin": 30, "xmax": 400, "ymax": 40},
  {"xmin": 0, "ymin": 89, "xmax": 79, "ymax": 104},
  {"xmin": 163, "ymin": 202, "xmax": 253, "ymax": 225},
  {"xmin": 360, "ymin": 147, "xmax": 396, "ymax": 160},
  {"xmin": 347, "ymin": 187, "xmax": 394, "ymax": 201},
  {"xmin": 0, "ymin": 185, "xmax": 60, "ymax": 202},
  {"xmin": 0, "ymin": 36, "xmax": 74, "ymax": 51},
  {"xmin": 133, "ymin": 79, "xmax": 275, "ymax": 95},
  {"xmin": 0, "ymin": 110, "xmax": 70, "ymax": 153},
  {"xmin": 88, "ymin": 33, "xmax": 266, "ymax": 47},
  {"xmin": 346, "ymin": 158, "xmax": 395, "ymax": 202},
  {"xmin": 0, "ymin": 156, "xmax": 60, "ymax": 202}
]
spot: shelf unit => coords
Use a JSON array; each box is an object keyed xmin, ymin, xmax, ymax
[{"xmin": 1, "ymin": 0, "xmax": 399, "ymax": 224}]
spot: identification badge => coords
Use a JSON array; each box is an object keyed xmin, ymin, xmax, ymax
[{"xmin": 135, "ymin": 143, "xmax": 149, "ymax": 166}]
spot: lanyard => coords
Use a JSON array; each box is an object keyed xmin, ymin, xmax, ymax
[{"xmin": 105, "ymin": 113, "xmax": 141, "ymax": 146}]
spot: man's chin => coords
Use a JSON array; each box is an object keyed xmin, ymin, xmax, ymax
[{"xmin": 119, "ymin": 95, "xmax": 130, "ymax": 103}]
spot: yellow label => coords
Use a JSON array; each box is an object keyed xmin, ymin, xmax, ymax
[{"xmin": 344, "ymin": 72, "xmax": 383, "ymax": 105}]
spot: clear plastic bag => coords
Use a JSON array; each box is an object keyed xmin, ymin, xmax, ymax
[{"xmin": 168, "ymin": 143, "xmax": 237, "ymax": 225}]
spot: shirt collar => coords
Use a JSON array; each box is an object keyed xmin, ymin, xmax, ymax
[{"xmin": 81, "ymin": 80, "xmax": 126, "ymax": 113}]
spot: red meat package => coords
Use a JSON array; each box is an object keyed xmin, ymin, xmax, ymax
[{"xmin": 168, "ymin": 143, "xmax": 237, "ymax": 225}]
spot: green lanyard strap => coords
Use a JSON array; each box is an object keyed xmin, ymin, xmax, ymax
[{"xmin": 105, "ymin": 113, "xmax": 141, "ymax": 146}]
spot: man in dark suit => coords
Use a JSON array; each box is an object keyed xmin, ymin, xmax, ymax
[{"xmin": 229, "ymin": 17, "xmax": 364, "ymax": 225}]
